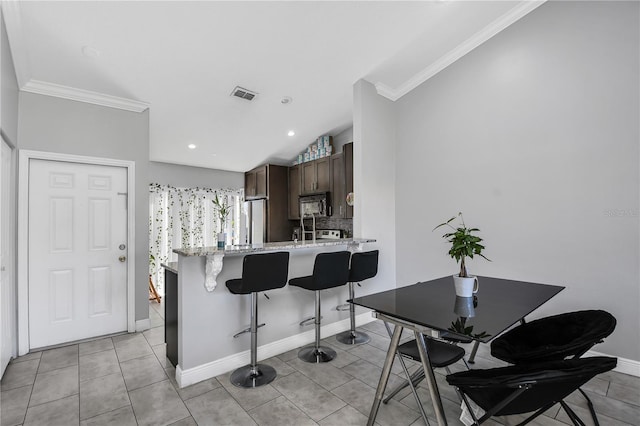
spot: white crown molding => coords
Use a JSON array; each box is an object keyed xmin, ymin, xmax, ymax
[
  {"xmin": 2, "ymin": 0, "xmax": 31, "ymax": 88},
  {"xmin": 376, "ymin": 0, "xmax": 547, "ymax": 102},
  {"xmin": 22, "ymin": 80, "xmax": 149, "ymax": 113}
]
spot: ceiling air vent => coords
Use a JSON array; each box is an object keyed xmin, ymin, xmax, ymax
[{"xmin": 230, "ymin": 86, "xmax": 258, "ymax": 101}]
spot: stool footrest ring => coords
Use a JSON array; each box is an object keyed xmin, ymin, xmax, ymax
[
  {"xmin": 233, "ymin": 323, "xmax": 265, "ymax": 338},
  {"xmin": 299, "ymin": 316, "xmax": 321, "ymax": 327},
  {"xmin": 336, "ymin": 303, "xmax": 350, "ymax": 311}
]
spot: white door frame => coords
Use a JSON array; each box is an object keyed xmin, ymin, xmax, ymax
[
  {"xmin": 1, "ymin": 136, "xmax": 16, "ymax": 372},
  {"xmin": 18, "ymin": 150, "xmax": 136, "ymax": 355}
]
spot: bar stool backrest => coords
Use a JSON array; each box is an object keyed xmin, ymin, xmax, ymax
[
  {"xmin": 491, "ymin": 310, "xmax": 617, "ymax": 364},
  {"xmin": 349, "ymin": 250, "xmax": 379, "ymax": 282},
  {"xmin": 241, "ymin": 251, "xmax": 290, "ymax": 293},
  {"xmin": 311, "ymin": 251, "xmax": 351, "ymax": 290}
]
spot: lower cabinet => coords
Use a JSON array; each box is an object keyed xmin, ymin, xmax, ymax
[{"xmin": 165, "ymin": 270, "xmax": 178, "ymax": 367}]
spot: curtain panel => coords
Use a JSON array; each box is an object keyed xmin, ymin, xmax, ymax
[{"xmin": 149, "ymin": 183, "xmax": 244, "ymax": 293}]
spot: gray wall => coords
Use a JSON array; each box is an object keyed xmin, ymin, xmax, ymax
[
  {"xmin": 1, "ymin": 11, "xmax": 19, "ymax": 146},
  {"xmin": 332, "ymin": 126, "xmax": 353, "ymax": 154},
  {"xmin": 18, "ymin": 92, "xmax": 151, "ymax": 322},
  {"xmin": 393, "ymin": 1, "xmax": 639, "ymax": 360},
  {"xmin": 149, "ymin": 161, "xmax": 243, "ymax": 189},
  {"xmin": 352, "ymin": 80, "xmax": 397, "ymax": 298}
]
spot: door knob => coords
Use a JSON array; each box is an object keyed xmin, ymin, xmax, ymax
[{"xmin": 119, "ymin": 256, "xmax": 126, "ymax": 262}]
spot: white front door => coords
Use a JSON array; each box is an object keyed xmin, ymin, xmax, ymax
[
  {"xmin": 28, "ymin": 159, "xmax": 128, "ymax": 349},
  {"xmin": 1, "ymin": 139, "xmax": 14, "ymax": 375}
]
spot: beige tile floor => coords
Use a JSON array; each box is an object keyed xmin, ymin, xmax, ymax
[{"xmin": 1, "ymin": 300, "xmax": 638, "ymax": 426}]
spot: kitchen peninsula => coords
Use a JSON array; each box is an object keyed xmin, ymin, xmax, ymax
[{"xmin": 170, "ymin": 238, "xmax": 376, "ymax": 388}]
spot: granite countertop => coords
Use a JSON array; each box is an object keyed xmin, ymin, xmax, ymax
[{"xmin": 173, "ymin": 238, "xmax": 376, "ymax": 257}]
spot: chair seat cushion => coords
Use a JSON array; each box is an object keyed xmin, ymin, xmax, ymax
[
  {"xmin": 491, "ymin": 310, "xmax": 616, "ymax": 364},
  {"xmin": 289, "ymin": 275, "xmax": 314, "ymax": 290},
  {"xmin": 226, "ymin": 278, "xmax": 249, "ymax": 294},
  {"xmin": 398, "ymin": 337, "xmax": 466, "ymax": 368}
]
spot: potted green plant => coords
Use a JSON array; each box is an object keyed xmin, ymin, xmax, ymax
[
  {"xmin": 212, "ymin": 193, "xmax": 230, "ymax": 249},
  {"xmin": 434, "ymin": 212, "xmax": 490, "ymax": 297}
]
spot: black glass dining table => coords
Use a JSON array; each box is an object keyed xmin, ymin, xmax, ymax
[{"xmin": 350, "ymin": 275, "xmax": 565, "ymax": 426}]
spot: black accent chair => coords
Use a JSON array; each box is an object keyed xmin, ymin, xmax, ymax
[
  {"xmin": 225, "ymin": 252, "xmax": 290, "ymax": 387},
  {"xmin": 336, "ymin": 250, "xmax": 379, "ymax": 345},
  {"xmin": 446, "ymin": 357, "xmax": 617, "ymax": 425},
  {"xmin": 289, "ymin": 251, "xmax": 351, "ymax": 363},
  {"xmin": 490, "ymin": 310, "xmax": 617, "ymax": 424}
]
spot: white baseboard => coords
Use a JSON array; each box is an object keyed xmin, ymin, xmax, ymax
[
  {"xmin": 586, "ymin": 349, "xmax": 640, "ymax": 377},
  {"xmin": 135, "ymin": 318, "xmax": 151, "ymax": 332},
  {"xmin": 176, "ymin": 312, "xmax": 376, "ymax": 388}
]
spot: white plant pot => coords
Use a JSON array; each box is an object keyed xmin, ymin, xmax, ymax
[{"xmin": 453, "ymin": 275, "xmax": 479, "ymax": 298}]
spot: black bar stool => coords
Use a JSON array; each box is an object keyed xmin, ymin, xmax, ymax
[
  {"xmin": 336, "ymin": 250, "xmax": 379, "ymax": 345},
  {"xmin": 289, "ymin": 251, "xmax": 351, "ymax": 363},
  {"xmin": 225, "ymin": 251, "xmax": 289, "ymax": 387}
]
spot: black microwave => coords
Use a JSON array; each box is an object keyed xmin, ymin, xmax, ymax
[{"xmin": 299, "ymin": 193, "xmax": 330, "ymax": 217}]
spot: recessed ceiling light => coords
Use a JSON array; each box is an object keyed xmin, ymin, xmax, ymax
[
  {"xmin": 81, "ymin": 45, "xmax": 100, "ymax": 58},
  {"xmin": 188, "ymin": 144, "xmax": 197, "ymax": 149},
  {"xmin": 287, "ymin": 130, "xmax": 295, "ymax": 137},
  {"xmin": 281, "ymin": 96, "xmax": 293, "ymax": 105}
]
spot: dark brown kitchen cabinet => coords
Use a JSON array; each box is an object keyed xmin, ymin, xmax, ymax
[
  {"xmin": 245, "ymin": 165, "xmax": 267, "ymax": 200},
  {"xmin": 288, "ymin": 165, "xmax": 301, "ymax": 220},
  {"xmin": 301, "ymin": 157, "xmax": 331, "ymax": 194},
  {"xmin": 330, "ymin": 153, "xmax": 346, "ymax": 218},
  {"xmin": 244, "ymin": 164, "xmax": 290, "ymax": 242},
  {"xmin": 344, "ymin": 143, "xmax": 354, "ymax": 218}
]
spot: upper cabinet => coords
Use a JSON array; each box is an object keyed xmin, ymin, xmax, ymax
[
  {"xmin": 244, "ymin": 164, "xmax": 290, "ymax": 242},
  {"xmin": 301, "ymin": 157, "xmax": 331, "ymax": 195},
  {"xmin": 245, "ymin": 165, "xmax": 267, "ymax": 199},
  {"xmin": 288, "ymin": 142, "xmax": 354, "ymax": 219},
  {"xmin": 288, "ymin": 165, "xmax": 301, "ymax": 220}
]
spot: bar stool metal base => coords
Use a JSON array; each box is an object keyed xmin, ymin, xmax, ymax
[
  {"xmin": 230, "ymin": 364, "xmax": 277, "ymax": 388},
  {"xmin": 298, "ymin": 346, "xmax": 337, "ymax": 363},
  {"xmin": 336, "ymin": 329, "xmax": 370, "ymax": 345}
]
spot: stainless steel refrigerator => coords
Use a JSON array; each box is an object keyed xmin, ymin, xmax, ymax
[{"xmin": 244, "ymin": 199, "xmax": 266, "ymax": 244}]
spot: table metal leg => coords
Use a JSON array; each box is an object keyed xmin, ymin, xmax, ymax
[
  {"xmin": 383, "ymin": 322, "xmax": 430, "ymax": 425},
  {"xmin": 367, "ymin": 324, "xmax": 403, "ymax": 426},
  {"xmin": 415, "ymin": 331, "xmax": 448, "ymax": 426}
]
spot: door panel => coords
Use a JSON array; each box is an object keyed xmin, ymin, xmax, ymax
[
  {"xmin": 88, "ymin": 266, "xmax": 111, "ymax": 317},
  {"xmin": 50, "ymin": 270, "xmax": 73, "ymax": 322},
  {"xmin": 28, "ymin": 159, "xmax": 128, "ymax": 349},
  {"xmin": 50, "ymin": 197, "xmax": 74, "ymax": 252}
]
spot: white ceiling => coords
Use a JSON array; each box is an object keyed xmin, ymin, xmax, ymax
[{"xmin": 4, "ymin": 1, "xmax": 544, "ymax": 172}]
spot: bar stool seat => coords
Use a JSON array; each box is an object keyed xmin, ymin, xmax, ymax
[
  {"xmin": 336, "ymin": 250, "xmax": 379, "ymax": 345},
  {"xmin": 289, "ymin": 251, "xmax": 351, "ymax": 363},
  {"xmin": 226, "ymin": 251, "xmax": 289, "ymax": 387}
]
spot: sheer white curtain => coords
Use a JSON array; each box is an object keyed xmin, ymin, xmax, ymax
[{"xmin": 149, "ymin": 184, "xmax": 244, "ymax": 294}]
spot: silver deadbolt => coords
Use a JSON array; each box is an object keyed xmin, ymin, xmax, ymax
[
  {"xmin": 119, "ymin": 256, "xmax": 126, "ymax": 262},
  {"xmin": 119, "ymin": 244, "xmax": 126, "ymax": 250}
]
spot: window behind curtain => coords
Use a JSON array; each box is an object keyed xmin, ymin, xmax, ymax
[{"xmin": 149, "ymin": 184, "xmax": 244, "ymax": 294}]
